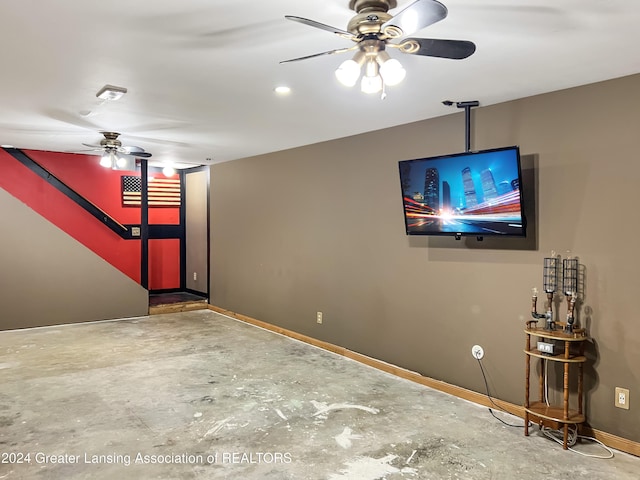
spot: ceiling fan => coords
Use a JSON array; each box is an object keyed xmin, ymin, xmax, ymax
[
  {"xmin": 282, "ymin": 0, "xmax": 476, "ymax": 96},
  {"xmin": 80, "ymin": 131, "xmax": 152, "ymax": 169}
]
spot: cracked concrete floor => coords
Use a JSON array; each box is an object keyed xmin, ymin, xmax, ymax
[{"xmin": 0, "ymin": 310, "xmax": 638, "ymax": 479}]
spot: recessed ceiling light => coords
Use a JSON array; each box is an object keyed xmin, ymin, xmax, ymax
[
  {"xmin": 1, "ymin": 144, "xmax": 15, "ymax": 148},
  {"xmin": 96, "ymin": 84, "xmax": 128, "ymax": 101},
  {"xmin": 274, "ymin": 86, "xmax": 291, "ymax": 95}
]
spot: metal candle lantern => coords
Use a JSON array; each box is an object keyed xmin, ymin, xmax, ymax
[
  {"xmin": 543, "ymin": 256, "xmax": 559, "ymax": 293},
  {"xmin": 563, "ymin": 257, "xmax": 579, "ymax": 332},
  {"xmin": 562, "ymin": 257, "xmax": 578, "ymax": 296},
  {"xmin": 542, "ymin": 256, "xmax": 560, "ymax": 330}
]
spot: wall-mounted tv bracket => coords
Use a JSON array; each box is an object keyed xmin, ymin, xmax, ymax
[{"xmin": 443, "ymin": 100, "xmax": 481, "ymax": 240}]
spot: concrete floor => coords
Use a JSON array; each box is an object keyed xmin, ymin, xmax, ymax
[{"xmin": 0, "ymin": 310, "xmax": 638, "ymax": 479}]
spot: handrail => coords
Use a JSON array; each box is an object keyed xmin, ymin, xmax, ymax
[{"xmin": 3, "ymin": 147, "xmax": 129, "ymax": 237}]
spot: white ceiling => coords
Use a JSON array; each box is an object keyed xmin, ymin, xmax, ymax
[{"xmin": 1, "ymin": 0, "xmax": 639, "ymax": 168}]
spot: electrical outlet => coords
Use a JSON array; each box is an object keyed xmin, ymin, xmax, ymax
[
  {"xmin": 193, "ymin": 272, "xmax": 197, "ymax": 281},
  {"xmin": 316, "ymin": 312, "xmax": 323, "ymax": 324},
  {"xmin": 537, "ymin": 341, "xmax": 555, "ymax": 354},
  {"xmin": 471, "ymin": 345, "xmax": 484, "ymax": 360},
  {"xmin": 615, "ymin": 387, "xmax": 630, "ymax": 410}
]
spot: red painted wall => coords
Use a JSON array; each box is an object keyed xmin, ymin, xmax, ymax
[
  {"xmin": 0, "ymin": 149, "xmax": 181, "ymax": 289},
  {"xmin": 149, "ymin": 239, "xmax": 181, "ymax": 290},
  {"xmin": 28, "ymin": 150, "xmax": 179, "ymax": 225}
]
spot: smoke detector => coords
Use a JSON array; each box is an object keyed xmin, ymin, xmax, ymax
[{"xmin": 96, "ymin": 84, "xmax": 127, "ymax": 101}]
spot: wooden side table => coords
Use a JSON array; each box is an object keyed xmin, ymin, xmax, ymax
[{"xmin": 524, "ymin": 321, "xmax": 587, "ymax": 449}]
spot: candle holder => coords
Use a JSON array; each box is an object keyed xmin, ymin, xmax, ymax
[
  {"xmin": 565, "ymin": 293, "xmax": 577, "ymax": 333},
  {"xmin": 544, "ymin": 292, "xmax": 555, "ymax": 330},
  {"xmin": 531, "ymin": 288, "xmax": 546, "ymax": 321},
  {"xmin": 530, "ymin": 287, "xmax": 556, "ymax": 330},
  {"xmin": 563, "ymin": 257, "xmax": 579, "ymax": 333}
]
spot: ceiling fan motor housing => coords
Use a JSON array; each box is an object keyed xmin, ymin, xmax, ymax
[
  {"xmin": 348, "ymin": 0, "xmax": 399, "ymax": 37},
  {"xmin": 347, "ymin": 11, "xmax": 393, "ymax": 36},
  {"xmin": 99, "ymin": 131, "xmax": 122, "ymax": 148},
  {"xmin": 349, "ymin": 0, "xmax": 397, "ymax": 13}
]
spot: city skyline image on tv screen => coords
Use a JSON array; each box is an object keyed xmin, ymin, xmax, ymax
[{"xmin": 398, "ymin": 146, "xmax": 526, "ymax": 237}]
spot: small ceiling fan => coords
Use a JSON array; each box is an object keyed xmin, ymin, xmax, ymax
[
  {"xmin": 282, "ymin": 0, "xmax": 475, "ymax": 96},
  {"xmin": 80, "ymin": 131, "xmax": 152, "ymax": 169}
]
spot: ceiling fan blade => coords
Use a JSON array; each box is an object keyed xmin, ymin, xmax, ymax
[
  {"xmin": 284, "ymin": 15, "xmax": 356, "ymax": 40},
  {"xmin": 382, "ymin": 0, "xmax": 448, "ymax": 37},
  {"xmin": 400, "ymin": 38, "xmax": 476, "ymax": 59},
  {"xmin": 280, "ymin": 46, "xmax": 357, "ymax": 64},
  {"xmin": 81, "ymin": 143, "xmax": 102, "ymax": 149}
]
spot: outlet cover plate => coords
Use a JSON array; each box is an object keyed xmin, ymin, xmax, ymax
[
  {"xmin": 615, "ymin": 387, "xmax": 630, "ymax": 410},
  {"xmin": 471, "ymin": 345, "xmax": 484, "ymax": 360},
  {"xmin": 537, "ymin": 341, "xmax": 555, "ymax": 354}
]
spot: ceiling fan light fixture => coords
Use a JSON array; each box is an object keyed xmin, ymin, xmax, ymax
[
  {"xmin": 376, "ymin": 49, "xmax": 406, "ymax": 86},
  {"xmin": 163, "ymin": 165, "xmax": 176, "ymax": 177},
  {"xmin": 274, "ymin": 85, "xmax": 291, "ymax": 95},
  {"xmin": 116, "ymin": 156, "xmax": 128, "ymax": 169},
  {"xmin": 335, "ymin": 50, "xmax": 365, "ymax": 87},
  {"xmin": 284, "ymin": 0, "xmax": 475, "ymax": 98},
  {"xmin": 335, "ymin": 59, "xmax": 361, "ymax": 87},
  {"xmin": 379, "ymin": 57, "xmax": 406, "ymax": 86},
  {"xmin": 361, "ymin": 75, "xmax": 382, "ymax": 94},
  {"xmin": 361, "ymin": 74, "xmax": 383, "ymax": 94},
  {"xmin": 99, "ymin": 152, "xmax": 112, "ymax": 168},
  {"xmin": 361, "ymin": 58, "xmax": 383, "ymax": 94}
]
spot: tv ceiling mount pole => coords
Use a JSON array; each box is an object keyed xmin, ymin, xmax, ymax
[
  {"xmin": 442, "ymin": 100, "xmax": 480, "ymax": 152},
  {"xmin": 442, "ymin": 99, "xmax": 481, "ymax": 240}
]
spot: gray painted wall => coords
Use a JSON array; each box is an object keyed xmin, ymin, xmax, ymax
[
  {"xmin": 210, "ymin": 74, "xmax": 640, "ymax": 442},
  {"xmin": 0, "ymin": 188, "xmax": 149, "ymax": 329},
  {"xmin": 185, "ymin": 169, "xmax": 209, "ymax": 295}
]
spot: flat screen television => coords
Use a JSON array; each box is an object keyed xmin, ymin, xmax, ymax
[{"xmin": 398, "ymin": 146, "xmax": 526, "ymax": 237}]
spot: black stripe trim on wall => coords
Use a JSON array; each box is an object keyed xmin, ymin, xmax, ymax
[{"xmin": 4, "ymin": 147, "xmax": 129, "ymax": 237}]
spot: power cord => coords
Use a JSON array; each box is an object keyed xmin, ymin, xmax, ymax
[
  {"xmin": 475, "ymin": 352, "xmax": 615, "ymax": 458},
  {"xmin": 541, "ymin": 360, "xmax": 614, "ymax": 459},
  {"xmin": 541, "ymin": 425, "xmax": 614, "ymax": 459},
  {"xmin": 474, "ymin": 357, "xmax": 532, "ymax": 429}
]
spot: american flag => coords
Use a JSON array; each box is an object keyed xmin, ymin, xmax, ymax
[{"xmin": 121, "ymin": 175, "xmax": 181, "ymax": 207}]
